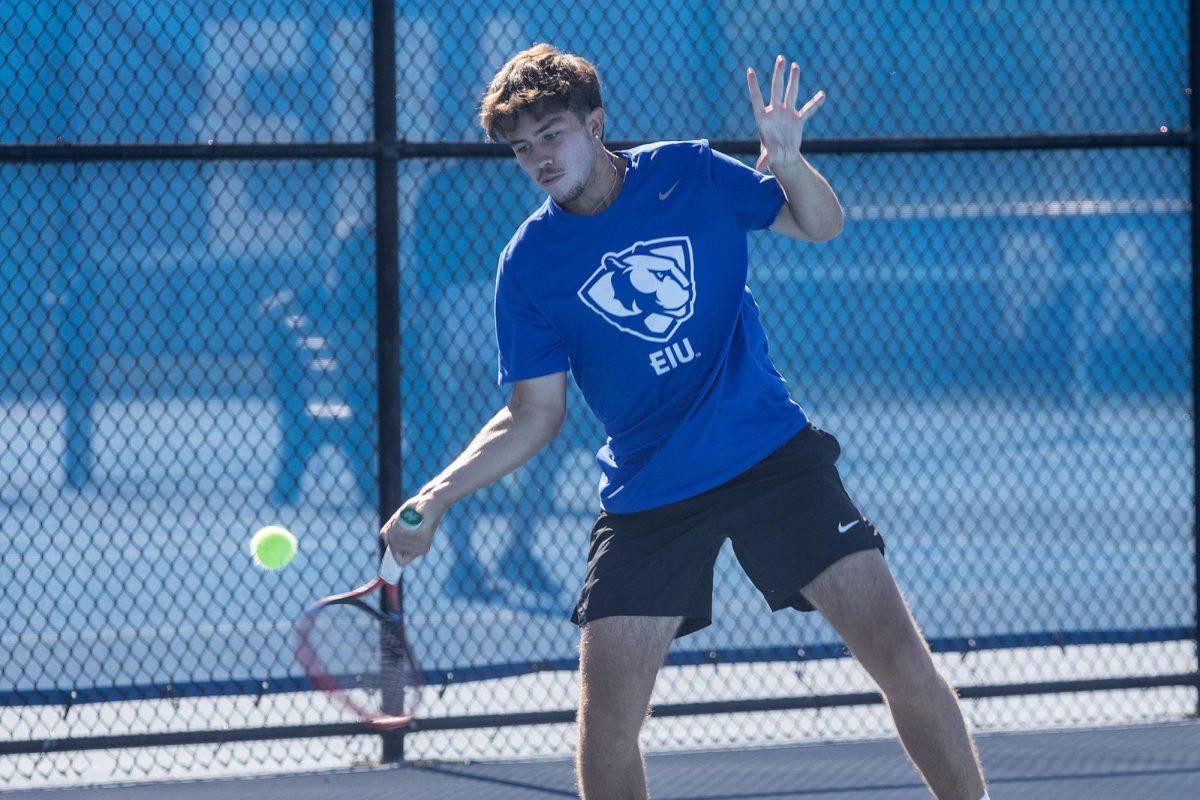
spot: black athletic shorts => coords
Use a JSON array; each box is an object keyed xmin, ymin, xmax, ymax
[{"xmin": 571, "ymin": 424, "xmax": 885, "ymax": 638}]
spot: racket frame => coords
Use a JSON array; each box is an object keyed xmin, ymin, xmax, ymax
[{"xmin": 295, "ymin": 576, "xmax": 422, "ymax": 730}]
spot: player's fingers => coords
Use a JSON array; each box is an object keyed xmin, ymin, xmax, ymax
[
  {"xmin": 746, "ymin": 68, "xmax": 766, "ymax": 121},
  {"xmin": 385, "ymin": 537, "xmax": 415, "ymax": 568},
  {"xmin": 393, "ymin": 541, "xmax": 429, "ymax": 568},
  {"xmin": 380, "ymin": 510, "xmax": 401, "ymax": 541},
  {"xmin": 388, "ymin": 546, "xmax": 409, "ymax": 568},
  {"xmin": 799, "ymin": 90, "xmax": 827, "ymax": 120},
  {"xmin": 784, "ymin": 62, "xmax": 801, "ymax": 110},
  {"xmin": 391, "ymin": 519, "xmax": 434, "ymax": 553},
  {"xmin": 380, "ymin": 520, "xmax": 408, "ymax": 554},
  {"xmin": 381, "ymin": 525, "xmax": 398, "ymax": 555},
  {"xmin": 770, "ymin": 54, "xmax": 786, "ymax": 108},
  {"xmin": 381, "ymin": 500, "xmax": 424, "ymax": 535}
]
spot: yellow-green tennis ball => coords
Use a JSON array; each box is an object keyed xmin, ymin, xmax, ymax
[{"xmin": 250, "ymin": 525, "xmax": 297, "ymax": 570}]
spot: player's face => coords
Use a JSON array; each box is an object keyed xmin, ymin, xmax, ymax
[{"xmin": 507, "ymin": 109, "xmax": 605, "ymax": 208}]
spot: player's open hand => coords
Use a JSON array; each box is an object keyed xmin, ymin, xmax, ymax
[{"xmin": 746, "ymin": 55, "xmax": 825, "ymax": 173}]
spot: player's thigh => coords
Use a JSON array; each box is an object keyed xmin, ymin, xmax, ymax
[
  {"xmin": 578, "ymin": 615, "xmax": 682, "ymax": 730},
  {"xmin": 800, "ymin": 550, "xmax": 934, "ymax": 686}
]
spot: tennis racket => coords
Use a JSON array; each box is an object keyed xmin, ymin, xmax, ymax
[{"xmin": 295, "ymin": 507, "xmax": 424, "ymax": 730}]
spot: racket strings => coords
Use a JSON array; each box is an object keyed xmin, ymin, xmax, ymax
[
  {"xmin": 305, "ymin": 600, "xmax": 421, "ymax": 721},
  {"xmin": 379, "ymin": 625, "xmax": 422, "ymax": 715}
]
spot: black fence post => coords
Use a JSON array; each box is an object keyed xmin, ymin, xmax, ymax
[{"xmin": 370, "ymin": 0, "xmax": 405, "ymax": 763}]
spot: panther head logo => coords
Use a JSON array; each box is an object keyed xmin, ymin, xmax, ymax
[{"xmin": 577, "ymin": 237, "xmax": 695, "ymax": 342}]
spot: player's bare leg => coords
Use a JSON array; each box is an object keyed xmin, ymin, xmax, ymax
[
  {"xmin": 576, "ymin": 615, "xmax": 681, "ymax": 799},
  {"xmin": 801, "ymin": 550, "xmax": 987, "ymax": 800}
]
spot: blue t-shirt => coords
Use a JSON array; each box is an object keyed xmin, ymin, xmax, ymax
[{"xmin": 494, "ymin": 139, "xmax": 809, "ymax": 513}]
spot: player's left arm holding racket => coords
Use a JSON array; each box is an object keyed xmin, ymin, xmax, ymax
[{"xmin": 380, "ymin": 371, "xmax": 568, "ymax": 567}]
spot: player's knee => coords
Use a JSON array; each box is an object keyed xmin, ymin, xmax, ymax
[
  {"xmin": 858, "ymin": 630, "xmax": 942, "ymax": 699},
  {"xmin": 577, "ymin": 689, "xmax": 648, "ymax": 746},
  {"xmin": 891, "ymin": 656, "xmax": 948, "ymax": 704}
]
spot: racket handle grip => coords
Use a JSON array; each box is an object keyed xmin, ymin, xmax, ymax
[
  {"xmin": 379, "ymin": 508, "xmax": 423, "ymax": 585},
  {"xmin": 379, "ymin": 549, "xmax": 404, "ymax": 584}
]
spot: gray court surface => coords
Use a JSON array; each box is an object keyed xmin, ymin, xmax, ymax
[{"xmin": 7, "ymin": 720, "xmax": 1198, "ymax": 799}]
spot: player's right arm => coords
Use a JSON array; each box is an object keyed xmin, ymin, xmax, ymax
[{"xmin": 380, "ymin": 370, "xmax": 568, "ymax": 566}]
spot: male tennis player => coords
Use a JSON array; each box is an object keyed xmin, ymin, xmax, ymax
[{"xmin": 383, "ymin": 44, "xmax": 991, "ymax": 800}]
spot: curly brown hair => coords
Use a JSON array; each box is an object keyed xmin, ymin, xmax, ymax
[{"xmin": 479, "ymin": 44, "xmax": 604, "ymax": 142}]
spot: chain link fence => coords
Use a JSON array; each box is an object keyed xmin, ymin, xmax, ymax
[{"xmin": 1, "ymin": 0, "xmax": 1195, "ymax": 787}]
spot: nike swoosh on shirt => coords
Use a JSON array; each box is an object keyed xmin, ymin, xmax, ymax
[
  {"xmin": 658, "ymin": 180, "xmax": 681, "ymax": 201},
  {"xmin": 837, "ymin": 520, "xmax": 861, "ymax": 534}
]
